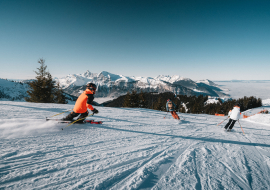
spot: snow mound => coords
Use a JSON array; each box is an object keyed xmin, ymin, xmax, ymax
[
  {"xmin": 245, "ymin": 114, "xmax": 270, "ymax": 126},
  {"xmin": 262, "ymin": 99, "xmax": 270, "ymax": 106}
]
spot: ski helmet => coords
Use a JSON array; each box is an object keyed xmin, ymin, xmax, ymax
[
  {"xmin": 86, "ymin": 83, "xmax": 97, "ymax": 91},
  {"xmin": 167, "ymin": 99, "xmax": 171, "ymax": 102},
  {"xmin": 235, "ymin": 103, "xmax": 240, "ymax": 107}
]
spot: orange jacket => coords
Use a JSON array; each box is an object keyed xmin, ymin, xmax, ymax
[{"xmin": 73, "ymin": 89, "xmax": 94, "ymax": 113}]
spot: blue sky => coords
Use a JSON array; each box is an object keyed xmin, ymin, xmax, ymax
[{"xmin": 0, "ymin": 0, "xmax": 269, "ymax": 80}]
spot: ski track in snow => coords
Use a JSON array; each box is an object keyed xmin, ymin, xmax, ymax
[{"xmin": 0, "ymin": 101, "xmax": 270, "ymax": 190}]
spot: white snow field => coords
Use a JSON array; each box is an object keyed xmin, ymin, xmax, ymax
[{"xmin": 1, "ymin": 101, "xmax": 270, "ymax": 190}]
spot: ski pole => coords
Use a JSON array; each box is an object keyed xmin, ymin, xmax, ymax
[
  {"xmin": 61, "ymin": 113, "xmax": 94, "ymax": 130},
  {"xmin": 49, "ymin": 109, "xmax": 72, "ymax": 118},
  {"xmin": 217, "ymin": 117, "xmax": 229, "ymax": 126},
  {"xmin": 238, "ymin": 120, "xmax": 245, "ymax": 135}
]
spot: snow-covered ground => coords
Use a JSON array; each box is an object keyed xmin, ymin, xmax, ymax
[
  {"xmin": 94, "ymin": 97, "xmax": 115, "ymax": 104},
  {"xmin": 205, "ymin": 97, "xmax": 220, "ymax": 105},
  {"xmin": 263, "ymin": 99, "xmax": 270, "ymax": 106},
  {"xmin": 1, "ymin": 101, "xmax": 270, "ymax": 189}
]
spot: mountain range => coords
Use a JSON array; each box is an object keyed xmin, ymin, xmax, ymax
[
  {"xmin": 56, "ymin": 70, "xmax": 230, "ymax": 99},
  {"xmin": 0, "ymin": 79, "xmax": 77, "ymax": 102},
  {"xmin": 0, "ymin": 71, "xmax": 230, "ymax": 102}
]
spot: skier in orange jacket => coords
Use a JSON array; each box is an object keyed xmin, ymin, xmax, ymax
[
  {"xmin": 166, "ymin": 99, "xmax": 180, "ymax": 120},
  {"xmin": 62, "ymin": 83, "xmax": 98, "ymax": 123}
]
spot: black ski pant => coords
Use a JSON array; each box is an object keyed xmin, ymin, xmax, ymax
[
  {"xmin": 224, "ymin": 119, "xmax": 237, "ymax": 130},
  {"xmin": 64, "ymin": 111, "xmax": 88, "ymax": 123}
]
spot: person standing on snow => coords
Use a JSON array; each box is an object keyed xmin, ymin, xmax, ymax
[
  {"xmin": 166, "ymin": 99, "xmax": 180, "ymax": 120},
  {"xmin": 224, "ymin": 103, "xmax": 241, "ymax": 131},
  {"xmin": 62, "ymin": 83, "xmax": 99, "ymax": 123}
]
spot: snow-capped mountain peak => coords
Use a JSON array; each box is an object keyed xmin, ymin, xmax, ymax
[
  {"xmin": 56, "ymin": 71, "xmax": 229, "ymax": 98},
  {"xmin": 81, "ymin": 70, "xmax": 93, "ymax": 78},
  {"xmin": 0, "ymin": 71, "xmax": 229, "ymax": 101},
  {"xmin": 196, "ymin": 79, "xmax": 219, "ymax": 87},
  {"xmin": 97, "ymin": 71, "xmax": 122, "ymax": 81}
]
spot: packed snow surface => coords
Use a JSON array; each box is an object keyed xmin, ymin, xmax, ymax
[{"xmin": 1, "ymin": 101, "xmax": 270, "ymax": 189}]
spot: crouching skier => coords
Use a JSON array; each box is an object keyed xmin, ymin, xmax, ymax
[
  {"xmin": 62, "ymin": 83, "xmax": 99, "ymax": 123},
  {"xmin": 224, "ymin": 103, "xmax": 241, "ymax": 131},
  {"xmin": 166, "ymin": 99, "xmax": 180, "ymax": 120}
]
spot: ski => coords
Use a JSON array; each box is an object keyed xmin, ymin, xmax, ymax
[
  {"xmin": 46, "ymin": 117, "xmax": 103, "ymax": 124},
  {"xmin": 57, "ymin": 119, "xmax": 103, "ymax": 124},
  {"xmin": 85, "ymin": 120, "xmax": 103, "ymax": 124},
  {"xmin": 58, "ymin": 121, "xmax": 72, "ymax": 123}
]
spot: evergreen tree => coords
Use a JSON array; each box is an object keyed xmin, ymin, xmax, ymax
[
  {"xmin": 123, "ymin": 91, "xmax": 132, "ymax": 107},
  {"xmin": 130, "ymin": 90, "xmax": 139, "ymax": 107},
  {"xmin": 138, "ymin": 90, "xmax": 147, "ymax": 108},
  {"xmin": 153, "ymin": 96, "xmax": 163, "ymax": 111},
  {"xmin": 54, "ymin": 82, "xmax": 68, "ymax": 104},
  {"xmin": 107, "ymin": 91, "xmax": 263, "ymax": 116},
  {"xmin": 25, "ymin": 58, "xmax": 67, "ymax": 104},
  {"xmin": 179, "ymin": 105, "xmax": 186, "ymax": 113}
]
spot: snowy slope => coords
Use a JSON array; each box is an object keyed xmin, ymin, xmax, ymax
[
  {"xmin": 197, "ymin": 79, "xmax": 220, "ymax": 87},
  {"xmin": 0, "ymin": 79, "xmax": 28, "ymax": 100},
  {"xmin": 263, "ymin": 99, "xmax": 270, "ymax": 106},
  {"xmin": 1, "ymin": 101, "xmax": 270, "ymax": 189}
]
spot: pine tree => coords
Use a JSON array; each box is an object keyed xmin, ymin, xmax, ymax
[
  {"xmin": 154, "ymin": 97, "xmax": 164, "ymax": 111},
  {"xmin": 138, "ymin": 90, "xmax": 147, "ymax": 108},
  {"xmin": 25, "ymin": 58, "xmax": 67, "ymax": 104},
  {"xmin": 180, "ymin": 105, "xmax": 186, "ymax": 113},
  {"xmin": 123, "ymin": 92, "xmax": 132, "ymax": 107},
  {"xmin": 130, "ymin": 90, "xmax": 139, "ymax": 107},
  {"xmin": 54, "ymin": 82, "xmax": 67, "ymax": 104}
]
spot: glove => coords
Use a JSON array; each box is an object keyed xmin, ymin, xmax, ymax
[{"xmin": 92, "ymin": 108, "xmax": 99, "ymax": 114}]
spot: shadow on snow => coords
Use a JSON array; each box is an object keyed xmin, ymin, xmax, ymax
[{"xmin": 91, "ymin": 125, "xmax": 270, "ymax": 148}]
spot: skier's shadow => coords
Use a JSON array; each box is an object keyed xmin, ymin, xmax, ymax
[
  {"xmin": 94, "ymin": 115, "xmax": 168, "ymax": 125},
  {"xmin": 0, "ymin": 103, "xmax": 71, "ymax": 114},
  {"xmin": 178, "ymin": 120, "xmax": 190, "ymax": 124},
  {"xmin": 92, "ymin": 125, "xmax": 270, "ymax": 148},
  {"xmin": 241, "ymin": 127, "xmax": 270, "ymax": 132}
]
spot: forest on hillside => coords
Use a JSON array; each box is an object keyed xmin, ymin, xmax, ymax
[{"xmin": 104, "ymin": 91, "xmax": 262, "ymax": 115}]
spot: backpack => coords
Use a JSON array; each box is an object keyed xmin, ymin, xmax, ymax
[{"xmin": 168, "ymin": 101, "xmax": 174, "ymax": 110}]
